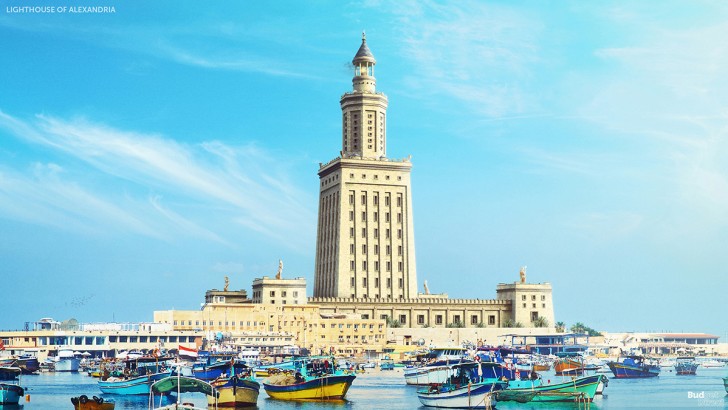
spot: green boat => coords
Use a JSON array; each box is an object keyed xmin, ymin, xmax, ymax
[{"xmin": 496, "ymin": 374, "xmax": 605, "ymax": 403}]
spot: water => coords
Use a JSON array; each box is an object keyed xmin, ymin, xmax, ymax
[{"xmin": 3, "ymin": 367, "xmax": 727, "ymax": 409}]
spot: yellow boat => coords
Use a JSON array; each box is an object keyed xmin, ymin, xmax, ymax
[
  {"xmin": 208, "ymin": 376, "xmax": 259, "ymax": 407},
  {"xmin": 263, "ymin": 374, "xmax": 355, "ymax": 400}
]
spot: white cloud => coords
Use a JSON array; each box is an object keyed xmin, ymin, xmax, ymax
[
  {"xmin": 389, "ymin": 0, "xmax": 543, "ymax": 118},
  {"xmin": 0, "ymin": 111, "xmax": 316, "ymax": 250}
]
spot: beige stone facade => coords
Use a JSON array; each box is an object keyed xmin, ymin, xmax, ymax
[
  {"xmin": 251, "ymin": 276, "xmax": 307, "ymax": 305},
  {"xmin": 314, "ymin": 34, "xmax": 417, "ymax": 300},
  {"xmin": 496, "ymin": 282, "xmax": 555, "ymax": 327},
  {"xmin": 310, "ymin": 297, "xmax": 512, "ymax": 328},
  {"xmin": 154, "ymin": 300, "xmax": 387, "ymax": 356}
]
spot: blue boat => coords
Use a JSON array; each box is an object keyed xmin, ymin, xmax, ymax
[
  {"xmin": 0, "ymin": 367, "xmax": 24, "ymax": 405},
  {"xmin": 675, "ymin": 356, "xmax": 698, "ymax": 375},
  {"xmin": 607, "ymin": 355, "xmax": 660, "ymax": 378},
  {"xmin": 192, "ymin": 359, "xmax": 250, "ymax": 381},
  {"xmin": 98, "ymin": 371, "xmax": 171, "ymax": 395},
  {"xmin": 380, "ymin": 356, "xmax": 394, "ymax": 371},
  {"xmin": 417, "ymin": 362, "xmax": 507, "ymax": 409}
]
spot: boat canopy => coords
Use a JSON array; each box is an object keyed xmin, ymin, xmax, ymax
[{"xmin": 151, "ymin": 376, "xmax": 216, "ymax": 396}]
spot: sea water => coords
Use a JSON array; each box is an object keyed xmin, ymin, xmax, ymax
[{"xmin": 3, "ymin": 367, "xmax": 727, "ymax": 409}]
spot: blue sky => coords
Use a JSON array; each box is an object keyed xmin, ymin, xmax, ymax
[{"xmin": 1, "ymin": 1, "xmax": 726, "ymax": 338}]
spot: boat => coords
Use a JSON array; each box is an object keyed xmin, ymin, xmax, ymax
[
  {"xmin": 554, "ymin": 352, "xmax": 585, "ymax": 375},
  {"xmin": 495, "ymin": 374, "xmax": 606, "ymax": 403},
  {"xmin": 0, "ymin": 383, "xmax": 24, "ymax": 405},
  {"xmin": 674, "ymin": 356, "xmax": 698, "ymax": 375},
  {"xmin": 15, "ymin": 354, "xmax": 40, "ymax": 374},
  {"xmin": 404, "ymin": 347, "xmax": 470, "ymax": 385},
  {"xmin": 70, "ymin": 395, "xmax": 115, "ymax": 410},
  {"xmin": 380, "ymin": 356, "xmax": 394, "ymax": 371},
  {"xmin": 192, "ymin": 359, "xmax": 250, "ymax": 381},
  {"xmin": 700, "ymin": 359, "xmax": 725, "ymax": 368},
  {"xmin": 54, "ymin": 348, "xmax": 81, "ymax": 372},
  {"xmin": 98, "ymin": 354, "xmax": 175, "ymax": 395},
  {"xmin": 723, "ymin": 376, "xmax": 728, "ymax": 394},
  {"xmin": 253, "ymin": 357, "xmax": 305, "ymax": 377},
  {"xmin": 209, "ymin": 374, "xmax": 260, "ymax": 407},
  {"xmin": 0, "ymin": 367, "xmax": 24, "ymax": 405},
  {"xmin": 262, "ymin": 357, "xmax": 355, "ymax": 400},
  {"xmin": 607, "ymin": 355, "xmax": 660, "ymax": 378},
  {"xmin": 416, "ymin": 362, "xmax": 507, "ymax": 409},
  {"xmin": 150, "ymin": 375, "xmax": 217, "ymax": 410}
]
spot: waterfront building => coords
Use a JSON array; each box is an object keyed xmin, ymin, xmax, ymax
[
  {"xmin": 310, "ymin": 35, "xmax": 555, "ymax": 329},
  {"xmin": 314, "ymin": 33, "xmax": 418, "ymax": 300},
  {"xmin": 252, "ymin": 276, "xmax": 307, "ymax": 305}
]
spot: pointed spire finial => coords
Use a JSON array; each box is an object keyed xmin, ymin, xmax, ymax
[{"xmin": 362, "ymin": 31, "xmax": 366, "ymax": 41}]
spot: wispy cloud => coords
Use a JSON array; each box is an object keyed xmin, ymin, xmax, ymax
[
  {"xmin": 0, "ymin": 110, "xmax": 315, "ymax": 251},
  {"xmin": 579, "ymin": 15, "xmax": 728, "ymax": 228},
  {"xmin": 387, "ymin": 0, "xmax": 543, "ymax": 118}
]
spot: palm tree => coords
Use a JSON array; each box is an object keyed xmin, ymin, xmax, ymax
[
  {"xmin": 503, "ymin": 319, "xmax": 516, "ymax": 328},
  {"xmin": 555, "ymin": 321, "xmax": 566, "ymax": 333},
  {"xmin": 570, "ymin": 322, "xmax": 586, "ymax": 333},
  {"xmin": 532, "ymin": 317, "xmax": 549, "ymax": 328}
]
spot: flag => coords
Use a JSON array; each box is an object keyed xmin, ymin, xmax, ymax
[
  {"xmin": 178, "ymin": 345, "xmax": 198, "ymax": 359},
  {"xmin": 0, "ymin": 339, "xmax": 5, "ymax": 351}
]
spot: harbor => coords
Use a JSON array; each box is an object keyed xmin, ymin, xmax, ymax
[
  {"xmin": 3, "ymin": 362, "xmax": 727, "ymax": 409},
  {"xmin": 2, "ymin": 3, "xmax": 728, "ymax": 409}
]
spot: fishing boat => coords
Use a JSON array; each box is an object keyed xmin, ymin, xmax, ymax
[
  {"xmin": 607, "ymin": 355, "xmax": 660, "ymax": 378},
  {"xmin": 674, "ymin": 357, "xmax": 698, "ymax": 375},
  {"xmin": 16, "ymin": 354, "xmax": 40, "ymax": 374},
  {"xmin": 380, "ymin": 356, "xmax": 394, "ymax": 371},
  {"xmin": 404, "ymin": 347, "xmax": 469, "ymax": 385},
  {"xmin": 554, "ymin": 352, "xmax": 585, "ymax": 375},
  {"xmin": 0, "ymin": 367, "xmax": 24, "ymax": 405},
  {"xmin": 99, "ymin": 354, "xmax": 175, "ymax": 395},
  {"xmin": 700, "ymin": 359, "xmax": 725, "ymax": 368},
  {"xmin": 253, "ymin": 358, "xmax": 305, "ymax": 378},
  {"xmin": 262, "ymin": 357, "xmax": 355, "ymax": 400},
  {"xmin": 416, "ymin": 362, "xmax": 507, "ymax": 409},
  {"xmin": 54, "ymin": 348, "xmax": 81, "ymax": 372},
  {"xmin": 192, "ymin": 359, "xmax": 250, "ymax": 381},
  {"xmin": 496, "ymin": 374, "xmax": 606, "ymax": 403},
  {"xmin": 209, "ymin": 374, "xmax": 260, "ymax": 407},
  {"xmin": 150, "ymin": 375, "xmax": 217, "ymax": 410},
  {"xmin": 70, "ymin": 395, "xmax": 115, "ymax": 410}
]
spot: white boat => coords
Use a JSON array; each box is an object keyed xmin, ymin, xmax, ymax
[
  {"xmin": 54, "ymin": 349, "xmax": 80, "ymax": 372},
  {"xmin": 416, "ymin": 362, "xmax": 507, "ymax": 409},
  {"xmin": 659, "ymin": 359, "xmax": 676, "ymax": 368},
  {"xmin": 700, "ymin": 359, "xmax": 724, "ymax": 368},
  {"xmin": 404, "ymin": 347, "xmax": 470, "ymax": 386}
]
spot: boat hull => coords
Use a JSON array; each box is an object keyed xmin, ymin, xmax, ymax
[
  {"xmin": 723, "ymin": 376, "xmax": 728, "ymax": 394},
  {"xmin": 99, "ymin": 372, "xmax": 170, "ymax": 395},
  {"xmin": 554, "ymin": 358, "xmax": 583, "ymax": 375},
  {"xmin": 417, "ymin": 382, "xmax": 503, "ymax": 409},
  {"xmin": 55, "ymin": 357, "xmax": 81, "ymax": 372},
  {"xmin": 71, "ymin": 395, "xmax": 115, "ymax": 410},
  {"xmin": 0, "ymin": 383, "xmax": 25, "ymax": 405},
  {"xmin": 497, "ymin": 374, "xmax": 604, "ymax": 403},
  {"xmin": 209, "ymin": 377, "xmax": 260, "ymax": 407},
  {"xmin": 607, "ymin": 362, "xmax": 659, "ymax": 378},
  {"xmin": 263, "ymin": 374, "xmax": 355, "ymax": 400}
]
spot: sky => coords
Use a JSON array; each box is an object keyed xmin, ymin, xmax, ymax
[{"xmin": 1, "ymin": 1, "xmax": 726, "ymax": 339}]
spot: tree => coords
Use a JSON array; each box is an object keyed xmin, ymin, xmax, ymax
[
  {"xmin": 532, "ymin": 317, "xmax": 549, "ymax": 328},
  {"xmin": 569, "ymin": 322, "xmax": 602, "ymax": 336},
  {"xmin": 446, "ymin": 320, "xmax": 465, "ymax": 328},
  {"xmin": 555, "ymin": 321, "xmax": 566, "ymax": 333},
  {"xmin": 503, "ymin": 319, "xmax": 524, "ymax": 328}
]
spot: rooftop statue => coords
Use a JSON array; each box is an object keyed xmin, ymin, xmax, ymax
[
  {"xmin": 276, "ymin": 259, "xmax": 283, "ymax": 280},
  {"xmin": 224, "ymin": 276, "xmax": 229, "ymax": 291},
  {"xmin": 520, "ymin": 266, "xmax": 527, "ymax": 284}
]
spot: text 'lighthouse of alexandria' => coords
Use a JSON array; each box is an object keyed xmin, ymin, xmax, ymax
[
  {"xmin": 314, "ymin": 33, "xmax": 417, "ymax": 300},
  {"xmin": 311, "ymin": 35, "xmax": 555, "ymax": 330}
]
